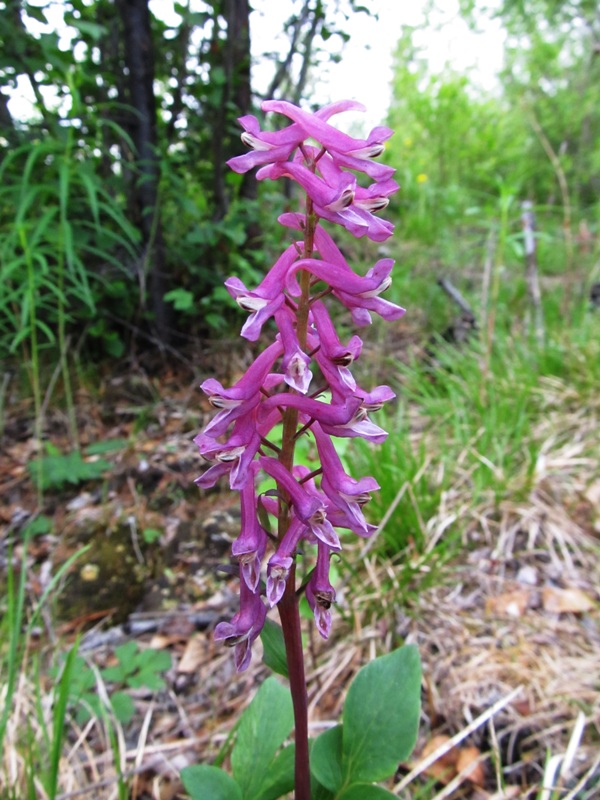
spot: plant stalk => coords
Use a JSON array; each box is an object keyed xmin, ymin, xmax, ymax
[
  {"xmin": 277, "ymin": 569, "xmax": 311, "ymax": 800},
  {"xmin": 276, "ymin": 196, "xmax": 317, "ymax": 800}
]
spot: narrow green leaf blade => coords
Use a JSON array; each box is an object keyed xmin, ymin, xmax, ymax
[
  {"xmin": 342, "ymin": 646, "xmax": 421, "ymax": 784},
  {"xmin": 181, "ymin": 765, "xmax": 243, "ymax": 800},
  {"xmin": 231, "ymin": 677, "xmax": 293, "ymax": 800}
]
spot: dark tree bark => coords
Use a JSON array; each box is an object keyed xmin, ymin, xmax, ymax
[
  {"xmin": 117, "ymin": 0, "xmax": 172, "ymax": 343},
  {"xmin": 0, "ymin": 89, "xmax": 15, "ymax": 135},
  {"xmin": 211, "ymin": 0, "xmax": 255, "ymax": 219}
]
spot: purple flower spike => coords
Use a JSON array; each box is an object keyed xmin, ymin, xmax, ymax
[
  {"xmin": 213, "ymin": 573, "xmax": 267, "ymax": 672},
  {"xmin": 306, "ymin": 542, "xmax": 336, "ymax": 639},
  {"xmin": 196, "ymin": 99, "xmax": 403, "ymax": 668}
]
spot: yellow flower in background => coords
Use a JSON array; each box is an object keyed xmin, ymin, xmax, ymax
[
  {"xmin": 404, "ymin": 137, "xmax": 413, "ymax": 147},
  {"xmin": 417, "ymin": 173, "xmax": 428, "ymax": 184}
]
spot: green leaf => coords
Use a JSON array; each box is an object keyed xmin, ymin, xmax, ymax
[
  {"xmin": 181, "ymin": 765, "xmax": 243, "ymax": 800},
  {"xmin": 311, "ymin": 781, "xmax": 335, "ymax": 800},
  {"xmin": 260, "ymin": 618, "xmax": 289, "ymax": 678},
  {"xmin": 231, "ymin": 677, "xmax": 293, "ymax": 800},
  {"xmin": 85, "ymin": 438, "xmax": 129, "ymax": 455},
  {"xmin": 21, "ymin": 515, "xmax": 52, "ymax": 538},
  {"xmin": 337, "ymin": 784, "xmax": 397, "ymax": 799},
  {"xmin": 110, "ymin": 691, "xmax": 135, "ymax": 724},
  {"xmin": 311, "ymin": 725, "xmax": 344, "ymax": 793},
  {"xmin": 101, "ymin": 664, "xmax": 127, "ymax": 684},
  {"xmin": 136, "ymin": 648, "xmax": 172, "ymax": 673},
  {"xmin": 129, "ymin": 668, "xmax": 166, "ymax": 691},
  {"xmin": 164, "ymin": 287, "xmax": 194, "ymax": 311},
  {"xmin": 142, "ymin": 528, "xmax": 162, "ymax": 544},
  {"xmin": 28, "ymin": 452, "xmax": 111, "ymax": 491},
  {"xmin": 342, "ymin": 646, "xmax": 421, "ymax": 784},
  {"xmin": 114, "ymin": 641, "xmax": 138, "ymax": 670},
  {"xmin": 255, "ymin": 744, "xmax": 295, "ymax": 800}
]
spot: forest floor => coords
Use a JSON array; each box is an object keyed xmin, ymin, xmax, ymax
[{"xmin": 1, "ymin": 318, "xmax": 599, "ymax": 800}]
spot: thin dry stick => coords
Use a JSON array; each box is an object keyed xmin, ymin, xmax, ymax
[
  {"xmin": 521, "ymin": 200, "xmax": 545, "ymax": 346},
  {"xmin": 560, "ymin": 711, "xmax": 587, "ymax": 781},
  {"xmin": 430, "ymin": 750, "xmax": 489, "ymax": 800},
  {"xmin": 562, "ymin": 753, "xmax": 600, "ymax": 800},
  {"xmin": 130, "ymin": 702, "xmax": 155, "ymax": 800},
  {"xmin": 393, "ymin": 685, "xmax": 523, "ymax": 795}
]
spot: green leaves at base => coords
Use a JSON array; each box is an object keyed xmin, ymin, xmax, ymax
[
  {"xmin": 311, "ymin": 725, "xmax": 344, "ymax": 793},
  {"xmin": 311, "ymin": 645, "xmax": 421, "ymax": 795},
  {"xmin": 181, "ymin": 765, "xmax": 243, "ymax": 800},
  {"xmin": 231, "ymin": 677, "xmax": 293, "ymax": 800},
  {"xmin": 182, "ymin": 677, "xmax": 294, "ymax": 800},
  {"xmin": 343, "ymin": 644, "xmax": 421, "ymax": 783},
  {"xmin": 181, "ymin": 649, "xmax": 420, "ymax": 800}
]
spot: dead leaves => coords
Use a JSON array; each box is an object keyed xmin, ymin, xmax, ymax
[
  {"xmin": 541, "ymin": 585, "xmax": 595, "ymax": 614},
  {"xmin": 486, "ymin": 585, "xmax": 595, "ymax": 618},
  {"xmin": 420, "ymin": 734, "xmax": 486, "ymax": 788}
]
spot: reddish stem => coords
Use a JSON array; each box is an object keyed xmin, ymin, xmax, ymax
[{"xmin": 278, "ymin": 568, "xmax": 311, "ymax": 800}]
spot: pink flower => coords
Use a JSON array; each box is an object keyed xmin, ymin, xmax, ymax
[
  {"xmin": 213, "ymin": 572, "xmax": 267, "ymax": 671},
  {"xmin": 305, "ymin": 541, "xmax": 336, "ymax": 639},
  {"xmin": 259, "ymin": 457, "xmax": 341, "ymax": 551},
  {"xmin": 225, "ymin": 243, "xmax": 300, "ymax": 341},
  {"xmin": 232, "ymin": 476, "xmax": 268, "ymax": 591}
]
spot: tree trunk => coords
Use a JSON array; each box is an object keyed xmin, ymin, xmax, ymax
[
  {"xmin": 117, "ymin": 0, "xmax": 171, "ymax": 343},
  {"xmin": 212, "ymin": 0, "xmax": 255, "ymax": 219}
]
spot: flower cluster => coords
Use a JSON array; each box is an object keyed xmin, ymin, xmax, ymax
[{"xmin": 195, "ymin": 100, "xmax": 404, "ymax": 671}]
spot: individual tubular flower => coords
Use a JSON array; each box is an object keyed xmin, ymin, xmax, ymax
[
  {"xmin": 305, "ymin": 541, "xmax": 336, "ymax": 639},
  {"xmin": 259, "ymin": 456, "xmax": 341, "ymax": 551},
  {"xmin": 257, "ymin": 161, "xmax": 357, "ymax": 214},
  {"xmin": 257, "ymin": 393, "xmax": 362, "ymax": 431},
  {"xmin": 213, "ymin": 571, "xmax": 267, "ymax": 672},
  {"xmin": 265, "ymin": 517, "xmax": 307, "ymax": 606},
  {"xmin": 312, "ymin": 422, "xmax": 379, "ymax": 537},
  {"xmin": 232, "ymin": 475, "xmax": 268, "ymax": 591},
  {"xmin": 275, "ymin": 307, "xmax": 312, "ymax": 394},
  {"xmin": 224, "ymin": 243, "xmax": 301, "ymax": 341},
  {"xmin": 201, "ymin": 341, "xmax": 283, "ymax": 437},
  {"xmin": 226, "ymin": 99, "xmax": 370, "ymax": 174},
  {"xmin": 260, "ymin": 99, "xmax": 394, "ymax": 178},
  {"xmin": 194, "ymin": 414, "xmax": 262, "ymax": 490}
]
